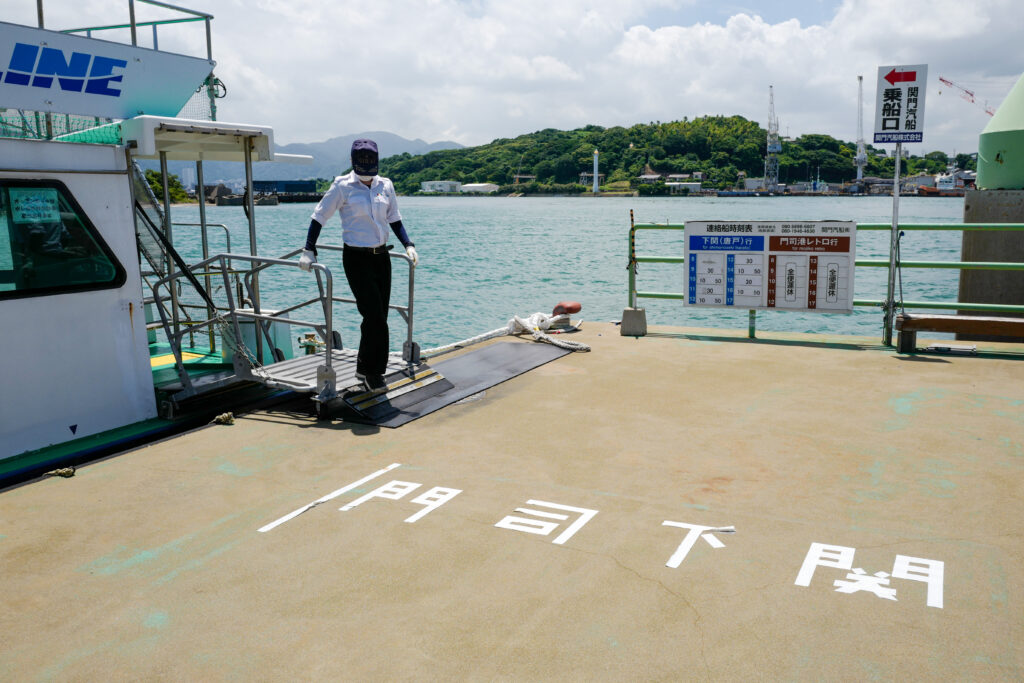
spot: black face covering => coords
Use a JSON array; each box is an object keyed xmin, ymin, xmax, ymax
[{"xmin": 352, "ymin": 149, "xmax": 379, "ymax": 177}]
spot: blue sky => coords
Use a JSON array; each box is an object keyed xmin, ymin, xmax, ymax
[{"xmin": 6, "ymin": 1, "xmax": 1021, "ymax": 156}]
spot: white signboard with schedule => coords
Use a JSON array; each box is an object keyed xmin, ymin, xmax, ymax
[{"xmin": 684, "ymin": 221, "xmax": 857, "ymax": 313}]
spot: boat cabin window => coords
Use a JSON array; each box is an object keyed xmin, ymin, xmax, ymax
[{"xmin": 0, "ymin": 180, "xmax": 125, "ymax": 299}]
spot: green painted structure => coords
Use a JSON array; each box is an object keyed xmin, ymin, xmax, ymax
[{"xmin": 977, "ymin": 72, "xmax": 1024, "ymax": 190}]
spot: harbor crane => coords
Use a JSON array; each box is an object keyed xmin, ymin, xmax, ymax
[
  {"xmin": 938, "ymin": 76, "xmax": 995, "ymax": 116},
  {"xmin": 764, "ymin": 85, "xmax": 781, "ymax": 192},
  {"xmin": 855, "ymin": 75, "xmax": 867, "ymax": 181}
]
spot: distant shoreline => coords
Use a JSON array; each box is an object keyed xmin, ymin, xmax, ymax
[{"xmin": 169, "ymin": 193, "xmax": 960, "ymax": 207}]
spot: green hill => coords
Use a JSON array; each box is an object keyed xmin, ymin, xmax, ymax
[{"xmin": 379, "ymin": 116, "xmax": 972, "ymax": 194}]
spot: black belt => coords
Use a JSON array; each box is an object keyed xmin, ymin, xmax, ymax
[{"xmin": 344, "ymin": 244, "xmax": 393, "ymax": 254}]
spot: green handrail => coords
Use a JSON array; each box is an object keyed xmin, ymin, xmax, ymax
[
  {"xmin": 857, "ymin": 223, "xmax": 1024, "ymax": 231},
  {"xmin": 854, "ymin": 299, "xmax": 1024, "ymax": 313},
  {"xmin": 857, "ymin": 260, "xmax": 1024, "ymax": 270}
]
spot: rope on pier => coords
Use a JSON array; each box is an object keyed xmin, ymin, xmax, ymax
[{"xmin": 417, "ymin": 312, "xmax": 590, "ymax": 359}]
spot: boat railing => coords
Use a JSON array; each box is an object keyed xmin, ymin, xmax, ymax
[
  {"xmin": 139, "ymin": 217, "xmax": 241, "ymax": 351},
  {"xmin": 59, "ymin": 0, "xmax": 215, "ymax": 62},
  {"xmin": 164, "ymin": 222, "xmax": 239, "ymax": 351},
  {"xmin": 627, "ymin": 216, "xmax": 1024, "ymax": 344}
]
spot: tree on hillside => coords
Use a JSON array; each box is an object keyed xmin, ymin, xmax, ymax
[
  {"xmin": 955, "ymin": 153, "xmax": 977, "ymax": 171},
  {"xmin": 145, "ymin": 169, "xmax": 190, "ymax": 203}
]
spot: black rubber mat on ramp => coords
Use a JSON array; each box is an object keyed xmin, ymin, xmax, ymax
[{"xmin": 341, "ymin": 340, "xmax": 571, "ymax": 428}]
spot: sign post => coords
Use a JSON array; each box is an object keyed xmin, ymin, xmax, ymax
[{"xmin": 873, "ymin": 64, "xmax": 927, "ymax": 345}]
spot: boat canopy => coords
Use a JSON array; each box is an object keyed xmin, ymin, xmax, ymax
[
  {"xmin": 123, "ymin": 116, "xmax": 312, "ymax": 164},
  {"xmin": 56, "ymin": 115, "xmax": 312, "ymax": 165}
]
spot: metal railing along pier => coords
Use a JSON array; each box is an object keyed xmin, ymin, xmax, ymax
[{"xmin": 627, "ymin": 214, "xmax": 1024, "ymax": 344}]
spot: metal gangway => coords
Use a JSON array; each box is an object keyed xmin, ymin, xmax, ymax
[{"xmin": 150, "ymin": 244, "xmax": 447, "ymax": 419}]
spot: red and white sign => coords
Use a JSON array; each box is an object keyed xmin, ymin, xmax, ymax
[{"xmin": 874, "ymin": 64, "xmax": 928, "ymax": 143}]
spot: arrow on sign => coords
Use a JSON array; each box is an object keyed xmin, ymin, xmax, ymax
[{"xmin": 885, "ymin": 69, "xmax": 917, "ymax": 85}]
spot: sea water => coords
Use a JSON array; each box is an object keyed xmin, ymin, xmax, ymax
[{"xmin": 166, "ymin": 195, "xmax": 965, "ymax": 350}]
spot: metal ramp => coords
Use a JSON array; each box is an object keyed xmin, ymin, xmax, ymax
[
  {"xmin": 336, "ymin": 363, "xmax": 454, "ymax": 422},
  {"xmin": 241, "ymin": 348, "xmax": 453, "ymax": 420}
]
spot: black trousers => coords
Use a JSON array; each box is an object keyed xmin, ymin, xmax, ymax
[{"xmin": 342, "ymin": 247, "xmax": 392, "ymax": 376}]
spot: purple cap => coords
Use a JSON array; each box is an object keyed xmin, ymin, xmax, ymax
[
  {"xmin": 351, "ymin": 138, "xmax": 379, "ymax": 176},
  {"xmin": 351, "ymin": 139, "xmax": 378, "ymax": 155}
]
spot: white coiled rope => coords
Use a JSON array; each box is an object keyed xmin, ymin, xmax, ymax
[{"xmin": 416, "ymin": 312, "xmax": 591, "ymax": 359}]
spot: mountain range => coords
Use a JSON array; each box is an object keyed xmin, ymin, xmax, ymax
[{"xmin": 145, "ymin": 131, "xmax": 463, "ymax": 188}]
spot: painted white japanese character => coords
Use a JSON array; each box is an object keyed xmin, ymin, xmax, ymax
[
  {"xmin": 892, "ymin": 555, "xmax": 944, "ymax": 608},
  {"xmin": 794, "ymin": 542, "xmax": 855, "ymax": 586},
  {"xmin": 340, "ymin": 480, "xmax": 461, "ymax": 523},
  {"xmin": 795, "ymin": 543, "xmax": 945, "ymax": 610},
  {"xmin": 495, "ymin": 500, "xmax": 598, "ymax": 545},
  {"xmin": 833, "ymin": 568, "xmax": 898, "ymax": 601},
  {"xmin": 661, "ymin": 522, "xmax": 735, "ymax": 568}
]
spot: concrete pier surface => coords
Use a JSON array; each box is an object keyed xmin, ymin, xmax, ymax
[{"xmin": 2, "ymin": 324, "xmax": 1022, "ymax": 680}]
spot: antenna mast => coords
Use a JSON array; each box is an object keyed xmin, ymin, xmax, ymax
[
  {"xmin": 765, "ymin": 85, "xmax": 781, "ymax": 192},
  {"xmin": 855, "ymin": 75, "xmax": 867, "ymax": 181}
]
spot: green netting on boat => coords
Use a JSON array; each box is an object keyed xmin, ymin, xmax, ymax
[
  {"xmin": 0, "ymin": 111, "xmax": 122, "ymax": 143},
  {"xmin": 56, "ymin": 122, "xmax": 124, "ymax": 145}
]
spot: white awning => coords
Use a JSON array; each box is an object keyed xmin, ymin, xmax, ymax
[{"xmin": 121, "ymin": 115, "xmax": 312, "ymax": 164}]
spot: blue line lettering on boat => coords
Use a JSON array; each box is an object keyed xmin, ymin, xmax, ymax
[{"xmin": 2, "ymin": 43, "xmax": 127, "ymax": 97}]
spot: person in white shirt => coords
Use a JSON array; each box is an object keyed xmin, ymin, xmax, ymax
[{"xmin": 299, "ymin": 139, "xmax": 418, "ymax": 391}]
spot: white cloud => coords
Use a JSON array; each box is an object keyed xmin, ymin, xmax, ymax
[{"xmin": 5, "ymin": 0, "xmax": 1022, "ymax": 155}]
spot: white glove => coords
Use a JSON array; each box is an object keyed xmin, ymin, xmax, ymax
[
  {"xmin": 298, "ymin": 249, "xmax": 316, "ymax": 272},
  {"xmin": 406, "ymin": 245, "xmax": 419, "ymax": 267}
]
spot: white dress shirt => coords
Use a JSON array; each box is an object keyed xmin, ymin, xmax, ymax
[{"xmin": 310, "ymin": 171, "xmax": 403, "ymax": 247}]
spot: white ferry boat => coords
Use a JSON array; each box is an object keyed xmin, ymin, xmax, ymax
[{"xmin": 0, "ymin": 2, "xmax": 455, "ymax": 479}]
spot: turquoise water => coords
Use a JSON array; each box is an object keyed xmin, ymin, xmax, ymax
[{"xmin": 167, "ymin": 196, "xmax": 965, "ymax": 350}]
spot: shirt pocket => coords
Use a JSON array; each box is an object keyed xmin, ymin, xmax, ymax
[
  {"xmin": 371, "ymin": 192, "xmax": 390, "ymax": 223},
  {"xmin": 349, "ymin": 192, "xmax": 372, "ymax": 216}
]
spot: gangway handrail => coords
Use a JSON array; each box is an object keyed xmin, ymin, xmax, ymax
[
  {"xmin": 242, "ymin": 243, "xmax": 419, "ymax": 364},
  {"xmin": 173, "ymin": 222, "xmax": 233, "ymax": 254},
  {"xmin": 171, "ymin": 221, "xmax": 235, "ymax": 351},
  {"xmin": 627, "ymin": 216, "xmax": 1024, "ymax": 343},
  {"xmin": 152, "ymin": 253, "xmax": 335, "ymax": 399}
]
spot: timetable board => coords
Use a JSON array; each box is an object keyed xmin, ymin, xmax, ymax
[{"xmin": 685, "ymin": 221, "xmax": 857, "ymax": 313}]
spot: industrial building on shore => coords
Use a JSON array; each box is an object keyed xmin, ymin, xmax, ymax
[{"xmin": 420, "ymin": 180, "xmax": 499, "ymax": 194}]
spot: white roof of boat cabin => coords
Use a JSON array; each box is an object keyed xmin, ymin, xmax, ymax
[{"xmin": 122, "ymin": 115, "xmax": 312, "ymax": 164}]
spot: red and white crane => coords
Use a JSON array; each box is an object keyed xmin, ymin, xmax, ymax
[{"xmin": 938, "ymin": 76, "xmax": 995, "ymax": 116}]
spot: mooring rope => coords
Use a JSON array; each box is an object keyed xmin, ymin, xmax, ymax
[
  {"xmin": 214, "ymin": 314, "xmax": 271, "ymax": 380},
  {"xmin": 417, "ymin": 312, "xmax": 591, "ymax": 359}
]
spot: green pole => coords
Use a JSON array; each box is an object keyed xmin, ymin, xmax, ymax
[{"xmin": 628, "ymin": 210, "xmax": 636, "ymax": 308}]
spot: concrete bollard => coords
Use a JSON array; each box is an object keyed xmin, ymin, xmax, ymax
[{"xmin": 620, "ymin": 308, "xmax": 647, "ymax": 336}]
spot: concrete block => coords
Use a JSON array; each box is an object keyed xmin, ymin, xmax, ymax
[
  {"xmin": 959, "ymin": 189, "xmax": 1024, "ymax": 342},
  {"xmin": 620, "ymin": 308, "xmax": 647, "ymax": 336}
]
